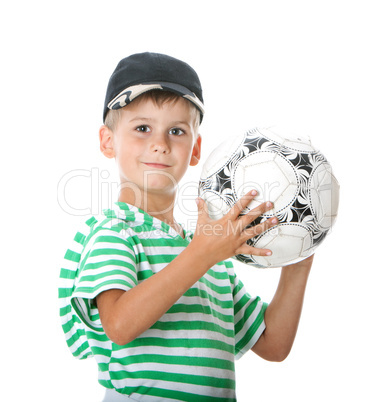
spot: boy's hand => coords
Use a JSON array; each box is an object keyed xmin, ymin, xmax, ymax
[{"xmin": 193, "ymin": 190, "xmax": 278, "ymax": 266}]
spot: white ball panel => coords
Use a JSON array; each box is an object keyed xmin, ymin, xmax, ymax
[
  {"xmin": 233, "ymin": 152, "xmax": 299, "ymax": 214},
  {"xmin": 200, "ymin": 134, "xmax": 243, "ymax": 180},
  {"xmin": 328, "ymin": 172, "xmax": 340, "ymax": 222},
  {"xmin": 251, "ymin": 224, "xmax": 313, "ymax": 267},
  {"xmin": 256, "ymin": 127, "xmax": 317, "ymax": 153},
  {"xmin": 310, "ymin": 163, "xmax": 340, "ymax": 229}
]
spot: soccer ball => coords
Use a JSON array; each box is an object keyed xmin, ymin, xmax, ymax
[{"xmin": 198, "ymin": 127, "xmax": 340, "ymax": 268}]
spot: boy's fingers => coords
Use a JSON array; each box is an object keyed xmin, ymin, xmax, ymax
[
  {"xmin": 242, "ymin": 216, "xmax": 278, "ymax": 241},
  {"xmin": 237, "ymin": 245, "xmax": 272, "ymax": 257},
  {"xmin": 239, "ymin": 201, "xmax": 274, "ymax": 227},
  {"xmin": 229, "ymin": 190, "xmax": 259, "ymax": 220},
  {"xmin": 196, "ymin": 197, "xmax": 209, "ymax": 220}
]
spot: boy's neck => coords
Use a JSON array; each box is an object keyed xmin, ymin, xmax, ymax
[{"xmin": 118, "ymin": 189, "xmax": 183, "ymax": 238}]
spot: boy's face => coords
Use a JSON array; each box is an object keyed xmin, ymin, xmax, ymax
[{"xmin": 100, "ymin": 96, "xmax": 201, "ymax": 203}]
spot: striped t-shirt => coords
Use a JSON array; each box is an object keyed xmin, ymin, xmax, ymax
[{"xmin": 59, "ymin": 202, "xmax": 267, "ymax": 401}]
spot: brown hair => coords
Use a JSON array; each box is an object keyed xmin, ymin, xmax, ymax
[{"xmin": 104, "ymin": 90, "xmax": 200, "ymax": 131}]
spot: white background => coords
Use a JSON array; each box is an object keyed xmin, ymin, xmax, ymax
[{"xmin": 1, "ymin": 1, "xmax": 388, "ymax": 401}]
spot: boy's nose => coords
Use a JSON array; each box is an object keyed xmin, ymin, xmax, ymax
[
  {"xmin": 150, "ymin": 134, "xmax": 170, "ymax": 154},
  {"xmin": 152, "ymin": 143, "xmax": 169, "ymax": 153}
]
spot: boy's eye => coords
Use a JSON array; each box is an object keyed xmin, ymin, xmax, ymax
[
  {"xmin": 169, "ymin": 128, "xmax": 184, "ymax": 136},
  {"xmin": 136, "ymin": 125, "xmax": 150, "ymax": 133}
]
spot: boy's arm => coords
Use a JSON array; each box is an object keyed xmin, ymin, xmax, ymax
[
  {"xmin": 96, "ymin": 191, "xmax": 277, "ymax": 345},
  {"xmin": 96, "ymin": 243, "xmax": 214, "ymax": 345},
  {"xmin": 251, "ymin": 255, "xmax": 314, "ymax": 362}
]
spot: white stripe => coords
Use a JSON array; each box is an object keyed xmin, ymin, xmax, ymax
[
  {"xmin": 109, "ymin": 362, "xmax": 234, "ymax": 384},
  {"xmin": 88, "ymin": 239, "xmax": 134, "ymax": 249},
  {"xmin": 80, "ymin": 270, "xmax": 137, "ymax": 288},
  {"xmin": 112, "ymin": 346, "xmax": 235, "ymax": 364},
  {"xmin": 157, "ymin": 311, "xmax": 233, "ymax": 333},
  {"xmin": 61, "ymin": 257, "xmax": 80, "ymax": 271},
  {"xmin": 72, "ymin": 282, "xmax": 132, "ymax": 301},
  {"xmin": 111, "ymin": 376, "xmax": 234, "ymax": 400},
  {"xmin": 179, "ymin": 293, "xmax": 233, "ymax": 317},
  {"xmin": 59, "ymin": 277, "xmax": 77, "ymax": 292},
  {"xmin": 142, "ymin": 245, "xmax": 186, "ymax": 254},
  {"xmin": 137, "ymin": 261, "xmax": 167, "ymax": 273},
  {"xmin": 135, "ymin": 328, "xmax": 234, "ymax": 346}
]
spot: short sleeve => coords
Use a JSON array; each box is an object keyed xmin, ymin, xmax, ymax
[
  {"xmin": 71, "ymin": 228, "xmax": 137, "ymax": 331},
  {"xmin": 228, "ymin": 262, "xmax": 268, "ymax": 360}
]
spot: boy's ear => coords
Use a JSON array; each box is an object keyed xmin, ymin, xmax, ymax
[
  {"xmin": 189, "ymin": 134, "xmax": 202, "ymax": 166},
  {"xmin": 99, "ymin": 125, "xmax": 115, "ymax": 159}
]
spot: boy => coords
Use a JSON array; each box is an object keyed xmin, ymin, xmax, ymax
[{"xmin": 59, "ymin": 52, "xmax": 313, "ymax": 401}]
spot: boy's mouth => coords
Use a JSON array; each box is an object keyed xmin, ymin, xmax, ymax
[{"xmin": 143, "ymin": 162, "xmax": 171, "ymax": 169}]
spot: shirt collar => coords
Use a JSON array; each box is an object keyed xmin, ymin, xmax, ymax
[{"xmin": 110, "ymin": 202, "xmax": 192, "ymax": 241}]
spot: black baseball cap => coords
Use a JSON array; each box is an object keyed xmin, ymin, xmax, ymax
[{"xmin": 103, "ymin": 52, "xmax": 204, "ymax": 123}]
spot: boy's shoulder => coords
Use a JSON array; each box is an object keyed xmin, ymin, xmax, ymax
[
  {"xmin": 77, "ymin": 202, "xmax": 149, "ymax": 240},
  {"xmin": 58, "ymin": 203, "xmax": 139, "ymax": 359}
]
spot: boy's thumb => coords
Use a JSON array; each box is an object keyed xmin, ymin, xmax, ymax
[{"xmin": 195, "ymin": 197, "xmax": 208, "ymax": 215}]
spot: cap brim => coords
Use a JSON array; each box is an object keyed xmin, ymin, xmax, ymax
[{"xmin": 107, "ymin": 82, "xmax": 205, "ymax": 118}]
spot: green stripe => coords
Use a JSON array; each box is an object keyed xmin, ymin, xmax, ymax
[
  {"xmin": 111, "ymin": 353, "xmax": 234, "ymax": 371},
  {"xmin": 110, "ymin": 219, "xmax": 131, "ymax": 230},
  {"xmin": 199, "ymin": 276, "xmax": 231, "ymax": 295},
  {"xmin": 132, "ymin": 225, "xmax": 155, "ymax": 234},
  {"xmin": 167, "ymin": 303, "xmax": 233, "ymax": 324},
  {"xmin": 90, "ymin": 346, "xmax": 111, "ymax": 358},
  {"xmin": 234, "ymin": 293, "xmax": 252, "ymax": 318},
  {"xmin": 59, "ymin": 303, "xmax": 73, "ymax": 317},
  {"xmin": 232, "ymin": 278, "xmax": 244, "ymax": 298},
  {"xmin": 160, "ymin": 220, "xmax": 171, "ymax": 233},
  {"xmin": 137, "ymin": 270, "xmax": 153, "ymax": 281},
  {"xmin": 86, "ymin": 331, "xmax": 110, "ymax": 342},
  {"xmin": 93, "ymin": 235, "xmax": 130, "ymax": 245},
  {"xmin": 129, "ymin": 336, "xmax": 233, "ymax": 354},
  {"xmin": 206, "ymin": 267, "xmax": 230, "ymax": 281},
  {"xmin": 64, "ymin": 249, "xmax": 81, "ymax": 263},
  {"xmin": 59, "ymin": 267, "xmax": 77, "ymax": 280},
  {"xmin": 184, "ymin": 288, "xmax": 234, "ymax": 310},
  {"xmin": 74, "ymin": 278, "xmax": 132, "ymax": 294},
  {"xmin": 147, "ymin": 254, "xmax": 176, "ymax": 264},
  {"xmin": 110, "ymin": 369, "xmax": 235, "ymax": 390},
  {"xmin": 82, "ymin": 259, "xmax": 136, "ymax": 272},
  {"xmin": 150, "ymin": 320, "xmax": 234, "ymax": 338},
  {"xmin": 83, "ymin": 224, "xmax": 125, "ymax": 249},
  {"xmin": 85, "ymin": 216, "xmax": 98, "ymax": 227},
  {"xmin": 112, "ymin": 386, "xmax": 235, "ymax": 402},
  {"xmin": 58, "ymin": 287, "xmax": 73, "ymax": 298},
  {"xmin": 80, "ymin": 268, "xmax": 136, "ymax": 285},
  {"xmin": 74, "ymin": 231, "xmax": 86, "ymax": 244},
  {"xmin": 89, "ymin": 248, "xmax": 135, "ymax": 260},
  {"xmin": 140, "ymin": 238, "xmax": 185, "ymax": 247}
]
